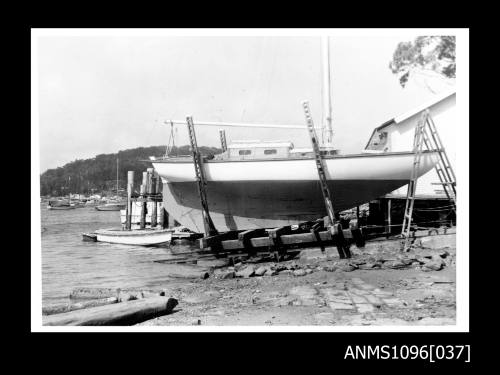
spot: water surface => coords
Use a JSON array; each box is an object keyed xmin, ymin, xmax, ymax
[{"xmin": 41, "ymin": 205, "xmax": 197, "ymax": 306}]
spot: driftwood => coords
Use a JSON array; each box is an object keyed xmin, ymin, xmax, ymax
[
  {"xmin": 43, "ymin": 296, "xmax": 178, "ymax": 326},
  {"xmin": 43, "ymin": 297, "xmax": 118, "ymax": 316},
  {"xmin": 70, "ymin": 287, "xmax": 165, "ymax": 301}
]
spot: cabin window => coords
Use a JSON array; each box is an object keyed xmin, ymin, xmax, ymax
[
  {"xmin": 320, "ymin": 151, "xmax": 328, "ymax": 156},
  {"xmin": 238, "ymin": 149, "xmax": 252, "ymax": 155},
  {"xmin": 264, "ymin": 149, "xmax": 277, "ymax": 155}
]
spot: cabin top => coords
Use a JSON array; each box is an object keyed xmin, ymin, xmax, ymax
[{"xmin": 215, "ymin": 140, "xmax": 340, "ymax": 160}]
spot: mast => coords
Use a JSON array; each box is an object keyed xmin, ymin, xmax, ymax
[{"xmin": 321, "ymin": 36, "xmax": 334, "ymax": 146}]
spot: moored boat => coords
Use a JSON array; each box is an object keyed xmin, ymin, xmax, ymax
[
  {"xmin": 47, "ymin": 204, "xmax": 77, "ymax": 210},
  {"xmin": 95, "ymin": 202, "xmax": 126, "ymax": 211},
  {"xmin": 94, "ymin": 228, "xmax": 173, "ymax": 246}
]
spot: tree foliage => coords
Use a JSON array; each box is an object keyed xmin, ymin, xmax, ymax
[
  {"xmin": 40, "ymin": 145, "xmax": 221, "ymax": 196},
  {"xmin": 389, "ymin": 36, "xmax": 456, "ymax": 87}
]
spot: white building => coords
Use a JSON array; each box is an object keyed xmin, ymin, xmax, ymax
[{"xmin": 364, "ymin": 90, "xmax": 456, "ymax": 197}]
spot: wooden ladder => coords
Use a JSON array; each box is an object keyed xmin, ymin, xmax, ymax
[
  {"xmin": 401, "ymin": 109, "xmax": 456, "ymax": 251},
  {"xmin": 186, "ymin": 116, "xmax": 218, "ymax": 237},
  {"xmin": 302, "ymin": 101, "xmax": 350, "ymax": 258}
]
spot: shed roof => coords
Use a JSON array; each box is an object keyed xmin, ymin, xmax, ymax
[{"xmin": 364, "ymin": 90, "xmax": 456, "ymax": 149}]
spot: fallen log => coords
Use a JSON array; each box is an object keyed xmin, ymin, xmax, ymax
[
  {"xmin": 70, "ymin": 287, "xmax": 165, "ymax": 301},
  {"xmin": 43, "ymin": 296, "xmax": 178, "ymax": 326},
  {"xmin": 43, "ymin": 297, "xmax": 118, "ymax": 316}
]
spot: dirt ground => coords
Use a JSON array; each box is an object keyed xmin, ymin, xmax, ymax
[{"xmin": 138, "ymin": 233, "xmax": 456, "ymax": 326}]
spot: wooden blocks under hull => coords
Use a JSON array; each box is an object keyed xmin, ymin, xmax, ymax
[{"xmin": 197, "ymin": 219, "xmax": 364, "ymax": 259}]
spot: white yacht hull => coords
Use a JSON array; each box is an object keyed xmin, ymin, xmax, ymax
[
  {"xmin": 94, "ymin": 228, "xmax": 173, "ymax": 246},
  {"xmin": 153, "ymin": 151, "xmax": 438, "ymax": 232}
]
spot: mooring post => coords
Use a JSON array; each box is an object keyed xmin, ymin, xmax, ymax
[
  {"xmin": 125, "ymin": 171, "xmax": 134, "ymax": 230},
  {"xmin": 140, "ymin": 184, "xmax": 147, "ymax": 229},
  {"xmin": 159, "ymin": 205, "xmax": 164, "ymax": 228},
  {"xmin": 151, "ymin": 173, "xmax": 158, "ymax": 228},
  {"xmin": 146, "ymin": 168, "xmax": 154, "ymax": 195},
  {"xmin": 140, "ymin": 172, "xmax": 148, "ymax": 229},
  {"xmin": 385, "ymin": 198, "xmax": 392, "ymax": 237}
]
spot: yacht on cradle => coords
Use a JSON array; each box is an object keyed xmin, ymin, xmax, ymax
[{"xmin": 151, "ymin": 37, "xmax": 439, "ymax": 232}]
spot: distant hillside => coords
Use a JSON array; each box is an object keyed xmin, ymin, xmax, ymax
[{"xmin": 40, "ymin": 145, "xmax": 221, "ymax": 196}]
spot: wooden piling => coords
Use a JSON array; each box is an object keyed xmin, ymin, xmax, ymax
[
  {"xmin": 164, "ymin": 209, "xmax": 170, "ymax": 229},
  {"xmin": 140, "ymin": 184, "xmax": 147, "ymax": 229},
  {"xmin": 151, "ymin": 173, "xmax": 158, "ymax": 228},
  {"xmin": 146, "ymin": 168, "xmax": 154, "ymax": 195},
  {"xmin": 385, "ymin": 198, "xmax": 392, "ymax": 236},
  {"xmin": 159, "ymin": 205, "xmax": 164, "ymax": 228},
  {"xmin": 125, "ymin": 171, "xmax": 134, "ymax": 230}
]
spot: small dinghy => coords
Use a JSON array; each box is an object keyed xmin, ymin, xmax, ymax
[
  {"xmin": 95, "ymin": 202, "xmax": 126, "ymax": 211},
  {"xmin": 94, "ymin": 228, "xmax": 174, "ymax": 246}
]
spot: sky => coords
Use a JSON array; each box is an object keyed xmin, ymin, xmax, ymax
[{"xmin": 36, "ymin": 32, "xmax": 455, "ymax": 173}]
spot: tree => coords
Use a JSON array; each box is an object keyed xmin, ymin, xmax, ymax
[
  {"xmin": 389, "ymin": 36, "xmax": 456, "ymax": 88},
  {"xmin": 39, "ymin": 145, "xmax": 222, "ymax": 196}
]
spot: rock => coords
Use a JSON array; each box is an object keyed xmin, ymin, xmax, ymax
[
  {"xmin": 118, "ymin": 293, "xmax": 136, "ymax": 302},
  {"xmin": 265, "ymin": 268, "xmax": 278, "ymax": 276},
  {"xmin": 305, "ymin": 269, "xmax": 314, "ymax": 274},
  {"xmin": 275, "ymin": 264, "xmax": 288, "ymax": 272},
  {"xmin": 220, "ymin": 271, "xmax": 236, "ymax": 279},
  {"xmin": 293, "ymin": 269, "xmax": 307, "ymax": 277},
  {"xmin": 383, "ymin": 260, "xmax": 407, "ymax": 269},
  {"xmin": 419, "ymin": 235, "xmax": 455, "ymax": 250},
  {"xmin": 416, "ymin": 257, "xmax": 431, "ymax": 264},
  {"xmin": 289, "ymin": 262, "xmax": 301, "ymax": 270},
  {"xmin": 338, "ymin": 265, "xmax": 356, "ymax": 272},
  {"xmin": 349, "ymin": 259, "xmax": 366, "ymax": 266},
  {"xmin": 235, "ymin": 265, "xmax": 255, "ymax": 278},
  {"xmin": 358, "ymin": 263, "xmax": 380, "ymax": 270},
  {"xmin": 422, "ymin": 260, "xmax": 444, "ymax": 271},
  {"xmin": 438, "ymin": 249, "xmax": 450, "ymax": 258},
  {"xmin": 335, "ymin": 262, "xmax": 358, "ymax": 272},
  {"xmin": 254, "ymin": 266, "xmax": 268, "ymax": 276},
  {"xmin": 323, "ymin": 265, "xmax": 337, "ymax": 272},
  {"xmin": 396, "ymin": 256, "xmax": 414, "ymax": 265},
  {"xmin": 279, "ymin": 269, "xmax": 294, "ymax": 275},
  {"xmin": 200, "ymin": 272, "xmax": 210, "ymax": 279}
]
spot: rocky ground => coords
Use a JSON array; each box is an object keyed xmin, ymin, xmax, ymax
[{"xmin": 138, "ymin": 233, "xmax": 456, "ymax": 326}]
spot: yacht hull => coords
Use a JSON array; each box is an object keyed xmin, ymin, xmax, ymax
[{"xmin": 153, "ymin": 151, "xmax": 438, "ymax": 232}]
